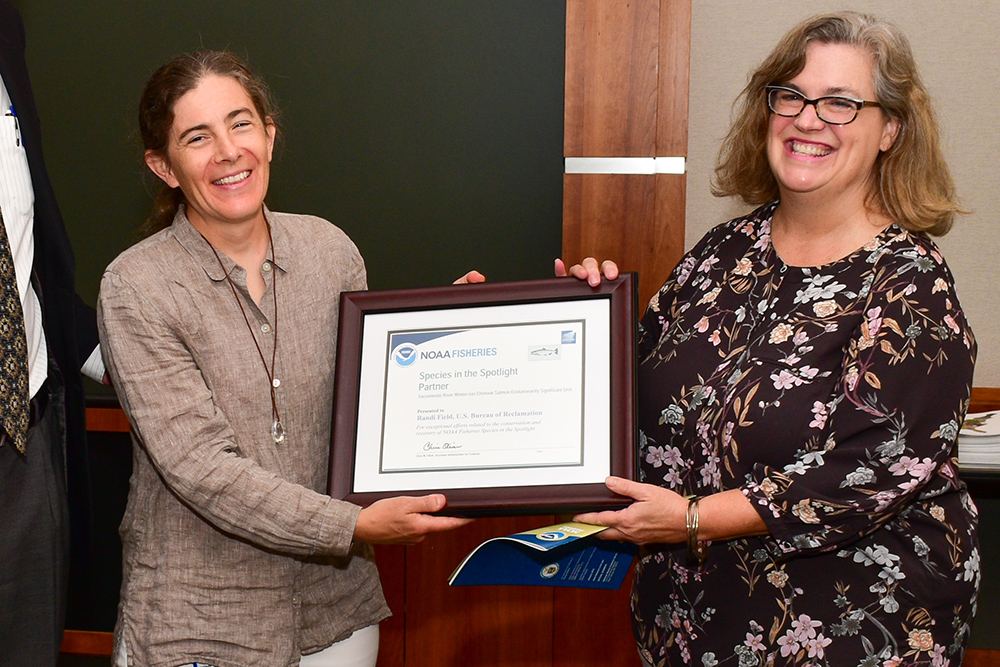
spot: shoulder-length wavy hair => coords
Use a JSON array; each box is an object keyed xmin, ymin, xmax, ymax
[
  {"xmin": 712, "ymin": 11, "xmax": 960, "ymax": 235},
  {"xmin": 138, "ymin": 50, "xmax": 280, "ymax": 234}
]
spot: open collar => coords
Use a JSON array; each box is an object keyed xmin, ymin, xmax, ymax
[{"xmin": 170, "ymin": 204, "xmax": 290, "ymax": 283}]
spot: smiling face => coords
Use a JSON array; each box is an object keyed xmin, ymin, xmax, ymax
[
  {"xmin": 766, "ymin": 42, "xmax": 898, "ymax": 209},
  {"xmin": 145, "ymin": 74, "xmax": 276, "ymax": 235}
]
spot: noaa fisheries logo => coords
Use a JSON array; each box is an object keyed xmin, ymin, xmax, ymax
[
  {"xmin": 392, "ymin": 343, "xmax": 418, "ymax": 368},
  {"xmin": 540, "ymin": 564, "xmax": 559, "ymax": 579},
  {"xmin": 537, "ymin": 531, "xmax": 567, "ymax": 542}
]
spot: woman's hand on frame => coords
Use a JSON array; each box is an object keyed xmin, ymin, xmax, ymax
[
  {"xmin": 554, "ymin": 257, "xmax": 620, "ymax": 286},
  {"xmin": 453, "ymin": 270, "xmax": 486, "ymax": 285},
  {"xmin": 573, "ymin": 476, "xmax": 687, "ymax": 545},
  {"xmin": 354, "ymin": 494, "xmax": 473, "ymax": 545}
]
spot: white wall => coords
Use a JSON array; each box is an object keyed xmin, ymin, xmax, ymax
[{"xmin": 688, "ymin": 0, "xmax": 1000, "ymax": 386}]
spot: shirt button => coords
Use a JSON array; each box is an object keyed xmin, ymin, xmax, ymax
[
  {"xmin": 261, "ymin": 323, "xmax": 272, "ymax": 334},
  {"xmin": 262, "ymin": 261, "xmax": 272, "ymax": 272},
  {"xmin": 291, "ymin": 595, "xmax": 301, "ymax": 607}
]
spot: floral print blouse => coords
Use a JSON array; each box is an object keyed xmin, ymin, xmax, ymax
[{"xmin": 632, "ymin": 203, "xmax": 979, "ymax": 667}]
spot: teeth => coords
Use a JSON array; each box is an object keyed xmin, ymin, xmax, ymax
[
  {"xmin": 790, "ymin": 141, "xmax": 831, "ymax": 157},
  {"xmin": 214, "ymin": 170, "xmax": 250, "ymax": 185}
]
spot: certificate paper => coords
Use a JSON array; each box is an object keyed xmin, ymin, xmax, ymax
[
  {"xmin": 331, "ymin": 276, "xmax": 637, "ymax": 515},
  {"xmin": 381, "ymin": 318, "xmax": 589, "ymax": 472},
  {"xmin": 357, "ymin": 299, "xmax": 609, "ymax": 491}
]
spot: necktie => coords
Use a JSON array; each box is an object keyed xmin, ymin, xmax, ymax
[{"xmin": 0, "ymin": 207, "xmax": 30, "ymax": 453}]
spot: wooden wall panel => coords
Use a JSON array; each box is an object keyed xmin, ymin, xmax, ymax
[
  {"xmin": 562, "ymin": 173, "xmax": 657, "ymax": 285},
  {"xmin": 374, "ymin": 545, "xmax": 406, "ymax": 667},
  {"xmin": 563, "ymin": 0, "xmax": 691, "ymax": 308},
  {"xmin": 645, "ymin": 175, "xmax": 687, "ymax": 306},
  {"xmin": 558, "ymin": 3, "xmax": 691, "ymax": 655},
  {"xmin": 562, "ymin": 173, "xmax": 684, "ymax": 308},
  {"xmin": 970, "ymin": 387, "xmax": 1000, "ymax": 413},
  {"xmin": 559, "ymin": 5, "xmax": 689, "ymax": 660},
  {"xmin": 962, "ymin": 649, "xmax": 1000, "ymax": 667},
  {"xmin": 553, "ymin": 568, "xmax": 639, "ymax": 667},
  {"xmin": 565, "ymin": 0, "xmax": 659, "ymax": 157},
  {"xmin": 60, "ymin": 630, "xmax": 113, "ymax": 656},
  {"xmin": 656, "ymin": 0, "xmax": 692, "ymax": 157},
  {"xmin": 402, "ymin": 516, "xmax": 556, "ymax": 666},
  {"xmin": 85, "ymin": 406, "xmax": 130, "ymax": 433}
]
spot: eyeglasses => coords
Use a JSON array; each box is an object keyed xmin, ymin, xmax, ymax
[{"xmin": 766, "ymin": 85, "xmax": 881, "ymax": 125}]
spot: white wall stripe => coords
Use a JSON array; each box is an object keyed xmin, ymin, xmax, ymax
[
  {"xmin": 564, "ymin": 156, "xmax": 686, "ymax": 175},
  {"xmin": 565, "ymin": 157, "xmax": 654, "ymax": 174},
  {"xmin": 654, "ymin": 156, "xmax": 686, "ymax": 174}
]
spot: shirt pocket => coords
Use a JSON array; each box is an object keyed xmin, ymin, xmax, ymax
[{"xmin": 0, "ymin": 113, "xmax": 34, "ymax": 219}]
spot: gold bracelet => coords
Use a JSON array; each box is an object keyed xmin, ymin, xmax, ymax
[{"xmin": 686, "ymin": 496, "xmax": 707, "ymax": 568}]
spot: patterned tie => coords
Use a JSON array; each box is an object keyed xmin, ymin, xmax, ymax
[{"xmin": 0, "ymin": 207, "xmax": 30, "ymax": 453}]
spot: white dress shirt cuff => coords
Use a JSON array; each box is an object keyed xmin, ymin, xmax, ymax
[{"xmin": 81, "ymin": 344, "xmax": 106, "ymax": 383}]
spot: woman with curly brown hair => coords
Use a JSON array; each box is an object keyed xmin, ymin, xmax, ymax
[{"xmin": 570, "ymin": 11, "xmax": 978, "ymax": 667}]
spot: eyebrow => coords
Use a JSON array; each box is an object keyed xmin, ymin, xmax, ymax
[
  {"xmin": 781, "ymin": 83, "xmax": 864, "ymax": 98},
  {"xmin": 176, "ymin": 108, "xmax": 255, "ymax": 142}
]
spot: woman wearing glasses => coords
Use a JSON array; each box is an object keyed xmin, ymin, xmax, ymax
[{"xmin": 570, "ymin": 12, "xmax": 978, "ymax": 667}]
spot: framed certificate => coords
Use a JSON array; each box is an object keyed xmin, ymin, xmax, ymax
[{"xmin": 329, "ymin": 274, "xmax": 637, "ymax": 516}]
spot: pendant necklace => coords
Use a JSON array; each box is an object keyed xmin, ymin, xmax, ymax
[{"xmin": 203, "ymin": 222, "xmax": 285, "ymax": 444}]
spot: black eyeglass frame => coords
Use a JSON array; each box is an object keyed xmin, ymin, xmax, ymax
[{"xmin": 765, "ymin": 85, "xmax": 881, "ymax": 126}]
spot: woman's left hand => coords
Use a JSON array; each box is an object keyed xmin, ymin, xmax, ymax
[
  {"xmin": 573, "ymin": 476, "xmax": 688, "ymax": 545},
  {"xmin": 453, "ymin": 270, "xmax": 486, "ymax": 285}
]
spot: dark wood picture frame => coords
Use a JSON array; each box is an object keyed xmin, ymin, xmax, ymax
[{"xmin": 329, "ymin": 274, "xmax": 638, "ymax": 516}]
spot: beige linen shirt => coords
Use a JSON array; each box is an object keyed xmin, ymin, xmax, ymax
[{"xmin": 98, "ymin": 207, "xmax": 389, "ymax": 667}]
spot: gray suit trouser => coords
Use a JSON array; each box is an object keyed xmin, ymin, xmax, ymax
[{"xmin": 0, "ymin": 371, "xmax": 68, "ymax": 667}]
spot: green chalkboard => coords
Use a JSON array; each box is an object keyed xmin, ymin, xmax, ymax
[
  {"xmin": 19, "ymin": 1, "xmax": 566, "ymax": 304},
  {"xmin": 16, "ymin": 0, "xmax": 566, "ymax": 635}
]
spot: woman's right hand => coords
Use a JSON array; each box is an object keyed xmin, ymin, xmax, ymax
[
  {"xmin": 555, "ymin": 257, "xmax": 620, "ymax": 286},
  {"xmin": 354, "ymin": 494, "xmax": 473, "ymax": 545},
  {"xmin": 453, "ymin": 270, "xmax": 486, "ymax": 285},
  {"xmin": 573, "ymin": 477, "xmax": 688, "ymax": 545}
]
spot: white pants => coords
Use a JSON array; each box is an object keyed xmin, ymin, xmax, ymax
[
  {"xmin": 301, "ymin": 625, "xmax": 379, "ymax": 667},
  {"xmin": 114, "ymin": 624, "xmax": 379, "ymax": 667}
]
